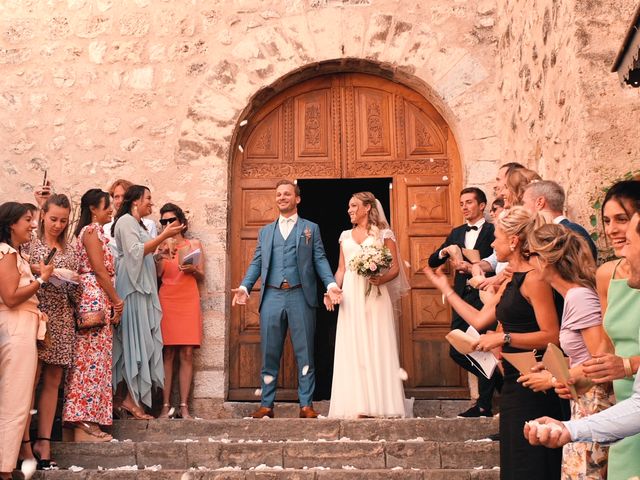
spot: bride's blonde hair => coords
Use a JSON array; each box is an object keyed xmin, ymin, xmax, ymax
[{"xmin": 351, "ymin": 191, "xmax": 389, "ymax": 231}]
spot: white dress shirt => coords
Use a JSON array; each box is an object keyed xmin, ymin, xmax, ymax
[
  {"xmin": 565, "ymin": 367, "xmax": 640, "ymax": 444},
  {"xmin": 464, "ymin": 218, "xmax": 486, "ymax": 250},
  {"xmin": 279, "ymin": 214, "xmax": 298, "ymax": 240}
]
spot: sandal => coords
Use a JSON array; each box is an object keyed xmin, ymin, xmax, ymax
[
  {"xmin": 73, "ymin": 421, "xmax": 112, "ymax": 442},
  {"xmin": 177, "ymin": 403, "xmax": 192, "ymax": 420},
  {"xmin": 117, "ymin": 402, "xmax": 154, "ymax": 420},
  {"xmin": 32, "ymin": 438, "xmax": 58, "ymax": 470},
  {"xmin": 158, "ymin": 404, "xmax": 175, "ymax": 419}
]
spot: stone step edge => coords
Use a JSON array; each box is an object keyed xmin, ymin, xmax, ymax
[{"xmin": 31, "ymin": 467, "xmax": 501, "ymax": 479}]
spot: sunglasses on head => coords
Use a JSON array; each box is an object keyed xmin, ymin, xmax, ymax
[{"xmin": 159, "ymin": 217, "xmax": 178, "ymax": 226}]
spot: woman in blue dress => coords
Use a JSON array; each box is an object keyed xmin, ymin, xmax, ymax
[{"xmin": 111, "ymin": 185, "xmax": 184, "ymax": 418}]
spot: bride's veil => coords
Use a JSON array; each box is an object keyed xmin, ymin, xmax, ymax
[{"xmin": 374, "ymin": 199, "xmax": 411, "ymax": 306}]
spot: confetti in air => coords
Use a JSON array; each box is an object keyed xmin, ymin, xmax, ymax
[
  {"xmin": 442, "ymin": 175, "xmax": 448, "ymax": 181},
  {"xmin": 21, "ymin": 459, "xmax": 37, "ymax": 480},
  {"xmin": 398, "ymin": 368, "xmax": 408, "ymax": 381},
  {"xmin": 238, "ymin": 145, "xmax": 244, "ymax": 152},
  {"xmin": 302, "ymin": 365, "xmax": 309, "ymax": 376},
  {"xmin": 239, "ymin": 120, "xmax": 248, "ymax": 126},
  {"xmin": 29, "ymin": 409, "xmax": 37, "ymax": 415},
  {"xmin": 254, "ymin": 388, "xmax": 262, "ymax": 397},
  {"xmin": 263, "ymin": 375, "xmax": 274, "ymax": 385}
]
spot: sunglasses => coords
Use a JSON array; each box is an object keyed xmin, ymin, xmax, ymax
[{"xmin": 159, "ymin": 217, "xmax": 178, "ymax": 226}]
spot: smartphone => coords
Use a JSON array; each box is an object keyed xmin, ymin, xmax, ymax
[
  {"xmin": 42, "ymin": 170, "xmax": 48, "ymax": 187},
  {"xmin": 43, "ymin": 247, "xmax": 57, "ymax": 265}
]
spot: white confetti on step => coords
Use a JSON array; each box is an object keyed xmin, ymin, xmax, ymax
[
  {"xmin": 144, "ymin": 465, "xmax": 162, "ymax": 471},
  {"xmin": 398, "ymin": 368, "xmax": 408, "ymax": 380},
  {"xmin": 338, "ymin": 437, "xmax": 352, "ymax": 442},
  {"xmin": 181, "ymin": 471, "xmax": 196, "ymax": 480},
  {"xmin": 174, "ymin": 438, "xmax": 198, "ymax": 443},
  {"xmin": 263, "ymin": 374, "xmax": 274, "ymax": 384},
  {"xmin": 302, "ymin": 365, "xmax": 309, "ymax": 376},
  {"xmin": 342, "ymin": 465, "xmax": 357, "ymax": 470},
  {"xmin": 68, "ymin": 466, "xmax": 84, "ymax": 472},
  {"xmin": 392, "ymin": 466, "xmax": 404, "ymax": 470}
]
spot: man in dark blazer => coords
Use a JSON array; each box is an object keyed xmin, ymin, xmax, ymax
[
  {"xmin": 522, "ymin": 181, "xmax": 598, "ymax": 260},
  {"xmin": 428, "ymin": 187, "xmax": 500, "ymax": 417}
]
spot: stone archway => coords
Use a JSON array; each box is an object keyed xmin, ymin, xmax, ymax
[{"xmin": 228, "ymin": 64, "xmax": 468, "ymax": 401}]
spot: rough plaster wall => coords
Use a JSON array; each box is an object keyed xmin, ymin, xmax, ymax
[
  {"xmin": 496, "ymin": 0, "xmax": 640, "ymax": 229},
  {"xmin": 0, "ymin": 0, "xmax": 500, "ymax": 399}
]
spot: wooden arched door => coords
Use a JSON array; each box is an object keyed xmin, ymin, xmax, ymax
[{"xmin": 229, "ymin": 73, "xmax": 466, "ymax": 400}]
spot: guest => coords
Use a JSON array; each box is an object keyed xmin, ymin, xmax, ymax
[
  {"xmin": 0, "ymin": 202, "xmax": 53, "ymax": 479},
  {"xmin": 111, "ymin": 185, "xmax": 183, "ymax": 418},
  {"xmin": 525, "ymin": 224, "xmax": 613, "ymax": 479},
  {"xmin": 489, "ymin": 197, "xmax": 505, "ymax": 222},
  {"xmin": 521, "ymin": 180, "xmax": 598, "ymax": 260},
  {"xmin": 428, "ymin": 188, "xmax": 499, "ymax": 417},
  {"xmin": 62, "ymin": 189, "xmax": 123, "ymax": 442},
  {"xmin": 156, "ymin": 203, "xmax": 204, "ymax": 420},
  {"xmin": 579, "ymin": 179, "xmax": 640, "ymax": 479},
  {"xmin": 525, "ymin": 210, "xmax": 640, "ymax": 468},
  {"xmin": 104, "ymin": 179, "xmax": 157, "ymax": 250},
  {"xmin": 424, "ymin": 207, "xmax": 566, "ymax": 479},
  {"xmin": 25, "ymin": 194, "xmax": 79, "ymax": 467},
  {"xmin": 499, "ymin": 167, "xmax": 542, "ymax": 207}
]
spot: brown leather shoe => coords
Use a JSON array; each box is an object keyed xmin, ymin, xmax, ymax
[
  {"xmin": 250, "ymin": 406, "xmax": 274, "ymax": 419},
  {"xmin": 299, "ymin": 405, "xmax": 319, "ymax": 418}
]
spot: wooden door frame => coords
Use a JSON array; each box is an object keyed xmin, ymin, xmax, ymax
[{"xmin": 227, "ymin": 70, "xmax": 464, "ymax": 401}]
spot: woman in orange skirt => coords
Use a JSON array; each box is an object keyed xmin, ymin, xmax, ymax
[{"xmin": 155, "ymin": 203, "xmax": 204, "ymax": 419}]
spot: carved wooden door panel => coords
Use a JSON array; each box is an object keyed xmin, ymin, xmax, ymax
[{"xmin": 229, "ymin": 73, "xmax": 466, "ymax": 401}]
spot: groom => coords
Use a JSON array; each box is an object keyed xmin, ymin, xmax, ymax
[{"xmin": 232, "ymin": 179, "xmax": 342, "ymax": 419}]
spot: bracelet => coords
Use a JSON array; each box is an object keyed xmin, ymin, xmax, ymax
[
  {"xmin": 623, "ymin": 357, "xmax": 634, "ymax": 378},
  {"xmin": 445, "ymin": 290, "xmax": 455, "ymax": 298}
]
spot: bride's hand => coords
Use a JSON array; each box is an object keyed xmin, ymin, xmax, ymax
[
  {"xmin": 368, "ymin": 275, "xmax": 382, "ymax": 286},
  {"xmin": 323, "ymin": 294, "xmax": 335, "ymax": 311}
]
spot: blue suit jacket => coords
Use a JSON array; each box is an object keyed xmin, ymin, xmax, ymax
[
  {"xmin": 559, "ymin": 219, "xmax": 598, "ymax": 261},
  {"xmin": 241, "ymin": 217, "xmax": 335, "ymax": 310}
]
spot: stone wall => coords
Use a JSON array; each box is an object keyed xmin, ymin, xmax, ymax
[
  {"xmin": 0, "ymin": 0, "xmax": 501, "ymax": 401},
  {"xmin": 496, "ymin": 0, "xmax": 640, "ymax": 231}
]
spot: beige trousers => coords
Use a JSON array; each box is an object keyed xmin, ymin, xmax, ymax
[{"xmin": 0, "ymin": 310, "xmax": 38, "ymax": 473}]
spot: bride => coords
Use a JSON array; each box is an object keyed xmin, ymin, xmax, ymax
[{"xmin": 326, "ymin": 191, "xmax": 409, "ymax": 418}]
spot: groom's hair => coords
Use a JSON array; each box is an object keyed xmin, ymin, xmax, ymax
[{"xmin": 276, "ymin": 179, "xmax": 301, "ymax": 197}]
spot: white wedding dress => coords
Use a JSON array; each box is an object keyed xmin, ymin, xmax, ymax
[{"xmin": 328, "ymin": 228, "xmax": 407, "ymax": 418}]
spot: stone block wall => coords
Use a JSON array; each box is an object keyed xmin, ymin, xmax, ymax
[
  {"xmin": 0, "ymin": 0, "xmax": 501, "ymax": 401},
  {"xmin": 495, "ymin": 0, "xmax": 640, "ymax": 229}
]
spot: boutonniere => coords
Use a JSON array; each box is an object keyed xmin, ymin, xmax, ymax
[{"xmin": 304, "ymin": 227, "xmax": 312, "ymax": 245}]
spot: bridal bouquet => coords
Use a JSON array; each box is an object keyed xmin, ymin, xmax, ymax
[{"xmin": 349, "ymin": 244, "xmax": 393, "ymax": 296}]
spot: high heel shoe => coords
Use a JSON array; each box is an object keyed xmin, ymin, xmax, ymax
[
  {"xmin": 72, "ymin": 422, "xmax": 112, "ymax": 442},
  {"xmin": 117, "ymin": 402, "xmax": 154, "ymax": 420},
  {"xmin": 177, "ymin": 403, "xmax": 192, "ymax": 420},
  {"xmin": 32, "ymin": 438, "xmax": 58, "ymax": 470}
]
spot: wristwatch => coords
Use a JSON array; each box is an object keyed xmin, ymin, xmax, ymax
[
  {"xmin": 503, "ymin": 332, "xmax": 512, "ymax": 346},
  {"xmin": 36, "ymin": 277, "xmax": 45, "ymax": 286}
]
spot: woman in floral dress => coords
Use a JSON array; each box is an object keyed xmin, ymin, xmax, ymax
[
  {"xmin": 62, "ymin": 189, "xmax": 123, "ymax": 442},
  {"xmin": 25, "ymin": 194, "xmax": 78, "ymax": 468}
]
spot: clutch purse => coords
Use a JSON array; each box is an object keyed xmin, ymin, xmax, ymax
[{"xmin": 76, "ymin": 310, "xmax": 107, "ymax": 330}]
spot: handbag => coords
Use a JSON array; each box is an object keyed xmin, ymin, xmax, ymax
[{"xmin": 76, "ymin": 310, "xmax": 107, "ymax": 330}]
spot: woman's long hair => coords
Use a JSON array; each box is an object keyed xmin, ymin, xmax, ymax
[
  {"xmin": 75, "ymin": 189, "xmax": 111, "ymax": 237},
  {"xmin": 496, "ymin": 206, "xmax": 546, "ymax": 257},
  {"xmin": 111, "ymin": 185, "xmax": 148, "ymax": 237},
  {"xmin": 528, "ymin": 223, "xmax": 596, "ymax": 289},
  {"xmin": 351, "ymin": 192, "xmax": 389, "ymax": 230},
  {"xmin": 505, "ymin": 168, "xmax": 542, "ymax": 207},
  {"xmin": 38, "ymin": 193, "xmax": 72, "ymax": 250},
  {"xmin": 0, "ymin": 202, "xmax": 30, "ymax": 248}
]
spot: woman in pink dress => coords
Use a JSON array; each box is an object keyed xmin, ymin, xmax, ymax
[
  {"xmin": 156, "ymin": 203, "xmax": 204, "ymax": 419},
  {"xmin": 62, "ymin": 189, "xmax": 123, "ymax": 442}
]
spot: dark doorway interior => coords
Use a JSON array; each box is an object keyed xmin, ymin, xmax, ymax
[{"xmin": 297, "ymin": 177, "xmax": 393, "ymax": 400}]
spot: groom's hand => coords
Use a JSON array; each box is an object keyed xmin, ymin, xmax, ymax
[
  {"xmin": 323, "ymin": 294, "xmax": 335, "ymax": 311},
  {"xmin": 231, "ymin": 288, "xmax": 248, "ymax": 306},
  {"xmin": 327, "ymin": 286, "xmax": 342, "ymax": 305}
]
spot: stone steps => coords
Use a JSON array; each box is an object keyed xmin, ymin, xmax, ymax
[
  {"xmin": 34, "ymin": 468, "xmax": 500, "ymax": 479},
  {"xmin": 32, "ymin": 418, "xmax": 499, "ymax": 480}
]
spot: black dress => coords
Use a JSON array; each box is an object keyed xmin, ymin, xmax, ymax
[{"xmin": 495, "ymin": 271, "xmax": 567, "ymax": 480}]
